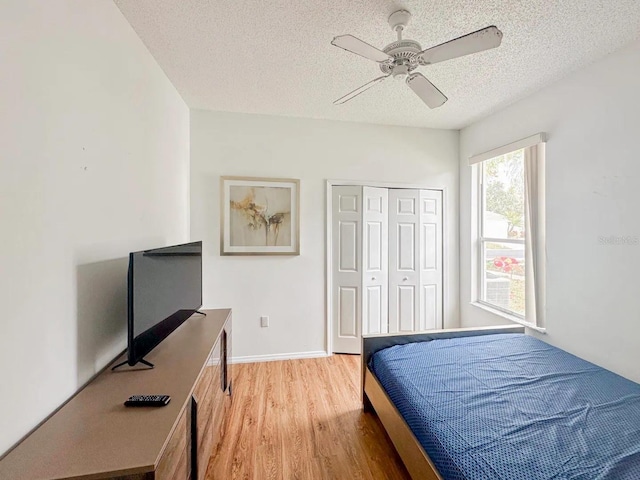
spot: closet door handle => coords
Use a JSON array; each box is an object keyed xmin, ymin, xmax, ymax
[
  {"xmin": 371, "ymin": 276, "xmax": 376, "ymax": 281},
  {"xmin": 403, "ymin": 276, "xmax": 409, "ymax": 281}
]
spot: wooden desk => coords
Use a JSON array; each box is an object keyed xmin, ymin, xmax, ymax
[{"xmin": 0, "ymin": 308, "xmax": 232, "ymax": 480}]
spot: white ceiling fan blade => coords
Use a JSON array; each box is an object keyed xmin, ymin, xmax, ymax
[
  {"xmin": 334, "ymin": 75, "xmax": 389, "ymax": 105},
  {"xmin": 331, "ymin": 35, "xmax": 393, "ymax": 63},
  {"xmin": 406, "ymin": 73, "xmax": 447, "ymax": 108},
  {"xmin": 418, "ymin": 26, "xmax": 503, "ymax": 65}
]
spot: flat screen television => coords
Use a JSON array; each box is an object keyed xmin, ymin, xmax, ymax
[{"xmin": 113, "ymin": 241, "xmax": 203, "ymax": 370}]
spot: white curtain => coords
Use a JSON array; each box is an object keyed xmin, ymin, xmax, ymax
[{"xmin": 524, "ymin": 143, "xmax": 546, "ymax": 327}]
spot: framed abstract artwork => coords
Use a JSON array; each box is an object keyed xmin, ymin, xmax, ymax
[{"xmin": 220, "ymin": 176, "xmax": 300, "ymax": 255}]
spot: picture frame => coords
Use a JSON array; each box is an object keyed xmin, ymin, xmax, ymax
[{"xmin": 220, "ymin": 176, "xmax": 300, "ymax": 256}]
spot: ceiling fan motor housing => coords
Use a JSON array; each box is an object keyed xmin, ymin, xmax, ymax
[{"xmin": 379, "ymin": 39, "xmax": 423, "ymax": 76}]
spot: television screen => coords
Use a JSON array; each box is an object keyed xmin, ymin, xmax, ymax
[{"xmin": 126, "ymin": 241, "xmax": 202, "ymax": 367}]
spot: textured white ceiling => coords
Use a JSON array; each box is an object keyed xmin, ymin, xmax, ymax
[{"xmin": 114, "ymin": 0, "xmax": 640, "ymax": 129}]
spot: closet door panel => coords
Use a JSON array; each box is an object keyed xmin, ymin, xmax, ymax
[
  {"xmin": 332, "ymin": 186, "xmax": 362, "ymax": 353},
  {"xmin": 362, "ymin": 187, "xmax": 388, "ymax": 335},
  {"xmin": 419, "ymin": 190, "xmax": 443, "ymax": 330},
  {"xmin": 388, "ymin": 189, "xmax": 421, "ymax": 333}
]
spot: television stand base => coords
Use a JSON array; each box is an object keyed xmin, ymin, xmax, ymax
[
  {"xmin": 195, "ymin": 310, "xmax": 207, "ymax": 316},
  {"xmin": 111, "ymin": 358, "xmax": 155, "ymax": 371}
]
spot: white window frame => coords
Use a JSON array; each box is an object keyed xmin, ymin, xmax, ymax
[{"xmin": 470, "ymin": 133, "xmax": 546, "ymax": 331}]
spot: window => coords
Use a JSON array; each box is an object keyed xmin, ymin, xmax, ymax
[
  {"xmin": 478, "ymin": 149, "xmax": 526, "ymax": 317},
  {"xmin": 473, "ymin": 133, "xmax": 546, "ymax": 328}
]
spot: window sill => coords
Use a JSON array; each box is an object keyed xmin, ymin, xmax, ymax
[{"xmin": 471, "ymin": 302, "xmax": 546, "ymax": 334}]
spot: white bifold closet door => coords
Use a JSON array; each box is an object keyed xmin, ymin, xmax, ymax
[
  {"xmin": 388, "ymin": 189, "xmax": 443, "ymax": 333},
  {"xmin": 332, "ymin": 186, "xmax": 442, "ymax": 354}
]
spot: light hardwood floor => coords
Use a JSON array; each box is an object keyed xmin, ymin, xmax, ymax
[{"xmin": 205, "ymin": 355, "xmax": 410, "ymax": 480}]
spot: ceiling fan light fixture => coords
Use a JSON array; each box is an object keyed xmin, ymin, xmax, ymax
[{"xmin": 391, "ymin": 64, "xmax": 410, "ymax": 80}]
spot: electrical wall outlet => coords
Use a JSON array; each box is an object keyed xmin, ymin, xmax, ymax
[{"xmin": 260, "ymin": 316, "xmax": 269, "ymax": 328}]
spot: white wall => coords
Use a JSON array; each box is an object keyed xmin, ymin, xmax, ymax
[
  {"xmin": 460, "ymin": 40, "xmax": 640, "ymax": 382},
  {"xmin": 191, "ymin": 110, "xmax": 459, "ymax": 360},
  {"xmin": 0, "ymin": 1, "xmax": 189, "ymax": 455}
]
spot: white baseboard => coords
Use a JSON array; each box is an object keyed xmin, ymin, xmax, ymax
[{"xmin": 230, "ymin": 350, "xmax": 330, "ymax": 364}]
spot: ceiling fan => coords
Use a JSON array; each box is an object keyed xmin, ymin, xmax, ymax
[{"xmin": 331, "ymin": 10, "xmax": 503, "ymax": 108}]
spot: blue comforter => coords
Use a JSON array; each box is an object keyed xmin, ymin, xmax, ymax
[{"xmin": 369, "ymin": 334, "xmax": 640, "ymax": 479}]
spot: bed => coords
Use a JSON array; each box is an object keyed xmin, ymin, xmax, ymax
[{"xmin": 362, "ymin": 326, "xmax": 640, "ymax": 480}]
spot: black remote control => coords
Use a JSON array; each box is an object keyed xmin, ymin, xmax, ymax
[{"xmin": 124, "ymin": 395, "xmax": 171, "ymax": 407}]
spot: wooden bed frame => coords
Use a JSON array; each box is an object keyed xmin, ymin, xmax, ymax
[{"xmin": 362, "ymin": 325, "xmax": 525, "ymax": 480}]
